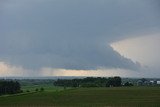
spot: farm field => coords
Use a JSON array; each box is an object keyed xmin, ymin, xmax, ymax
[
  {"xmin": 0, "ymin": 86, "xmax": 160, "ymax": 107},
  {"xmin": 21, "ymin": 84, "xmax": 64, "ymax": 92}
]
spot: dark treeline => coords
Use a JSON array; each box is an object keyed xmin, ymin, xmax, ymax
[
  {"xmin": 106, "ymin": 77, "xmax": 121, "ymax": 87},
  {"xmin": 0, "ymin": 80, "xmax": 21, "ymax": 95},
  {"xmin": 54, "ymin": 77, "xmax": 122, "ymax": 87}
]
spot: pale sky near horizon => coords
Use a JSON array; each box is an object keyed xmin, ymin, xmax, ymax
[{"xmin": 0, "ymin": 0, "xmax": 160, "ymax": 77}]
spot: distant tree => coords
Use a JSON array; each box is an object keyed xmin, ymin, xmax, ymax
[
  {"xmin": 124, "ymin": 82, "xmax": 133, "ymax": 86},
  {"xmin": 40, "ymin": 87, "xmax": 44, "ymax": 91},
  {"xmin": 114, "ymin": 77, "xmax": 122, "ymax": 87},
  {"xmin": 35, "ymin": 88, "xmax": 39, "ymax": 92},
  {"xmin": 26, "ymin": 90, "xmax": 30, "ymax": 92},
  {"xmin": 20, "ymin": 90, "xmax": 23, "ymax": 93},
  {"xmin": 0, "ymin": 80, "xmax": 21, "ymax": 95},
  {"xmin": 54, "ymin": 77, "xmax": 121, "ymax": 88},
  {"xmin": 106, "ymin": 77, "xmax": 122, "ymax": 87},
  {"xmin": 106, "ymin": 77, "xmax": 114, "ymax": 87}
]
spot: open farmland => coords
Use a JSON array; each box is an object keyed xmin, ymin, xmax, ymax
[{"xmin": 0, "ymin": 87, "xmax": 160, "ymax": 107}]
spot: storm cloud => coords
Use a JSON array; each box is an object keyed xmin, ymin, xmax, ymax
[{"xmin": 0, "ymin": 0, "xmax": 160, "ymax": 76}]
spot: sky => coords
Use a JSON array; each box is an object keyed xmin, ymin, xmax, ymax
[{"xmin": 0, "ymin": 0, "xmax": 160, "ymax": 77}]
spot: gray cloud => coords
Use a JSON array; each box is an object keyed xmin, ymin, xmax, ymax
[{"xmin": 0, "ymin": 0, "xmax": 159, "ymax": 72}]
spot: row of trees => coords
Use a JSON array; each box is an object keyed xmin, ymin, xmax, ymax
[
  {"xmin": 0, "ymin": 80, "xmax": 21, "ymax": 95},
  {"xmin": 106, "ymin": 77, "xmax": 121, "ymax": 87},
  {"xmin": 54, "ymin": 77, "xmax": 122, "ymax": 87}
]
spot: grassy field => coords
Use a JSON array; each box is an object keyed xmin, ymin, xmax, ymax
[
  {"xmin": 21, "ymin": 84, "xmax": 64, "ymax": 92},
  {"xmin": 0, "ymin": 86, "xmax": 160, "ymax": 107}
]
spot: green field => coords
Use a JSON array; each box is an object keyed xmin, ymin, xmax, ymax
[
  {"xmin": 21, "ymin": 84, "xmax": 64, "ymax": 92},
  {"xmin": 0, "ymin": 86, "xmax": 160, "ymax": 107}
]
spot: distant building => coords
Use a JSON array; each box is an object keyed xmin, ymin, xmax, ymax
[
  {"xmin": 150, "ymin": 80, "xmax": 157, "ymax": 85},
  {"xmin": 137, "ymin": 79, "xmax": 157, "ymax": 86},
  {"xmin": 157, "ymin": 81, "xmax": 160, "ymax": 85}
]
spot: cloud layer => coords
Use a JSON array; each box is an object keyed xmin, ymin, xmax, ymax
[{"xmin": 0, "ymin": 0, "xmax": 160, "ymax": 77}]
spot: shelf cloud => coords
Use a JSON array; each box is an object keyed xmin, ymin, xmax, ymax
[{"xmin": 0, "ymin": 0, "xmax": 160, "ymax": 77}]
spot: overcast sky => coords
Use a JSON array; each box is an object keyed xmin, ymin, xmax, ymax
[{"xmin": 0, "ymin": 0, "xmax": 160, "ymax": 77}]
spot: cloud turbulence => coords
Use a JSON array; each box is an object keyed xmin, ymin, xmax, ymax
[{"xmin": 0, "ymin": 0, "xmax": 160, "ymax": 77}]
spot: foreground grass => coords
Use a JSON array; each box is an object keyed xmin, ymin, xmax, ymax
[{"xmin": 0, "ymin": 87, "xmax": 160, "ymax": 107}]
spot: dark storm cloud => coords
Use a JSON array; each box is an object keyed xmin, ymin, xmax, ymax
[{"xmin": 0, "ymin": 0, "xmax": 159, "ymax": 70}]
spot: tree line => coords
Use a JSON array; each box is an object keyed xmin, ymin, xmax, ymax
[
  {"xmin": 54, "ymin": 77, "xmax": 122, "ymax": 87},
  {"xmin": 0, "ymin": 80, "xmax": 21, "ymax": 95}
]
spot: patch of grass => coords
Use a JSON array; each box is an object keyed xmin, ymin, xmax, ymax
[
  {"xmin": 0, "ymin": 87, "xmax": 160, "ymax": 107},
  {"xmin": 21, "ymin": 84, "xmax": 64, "ymax": 92}
]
